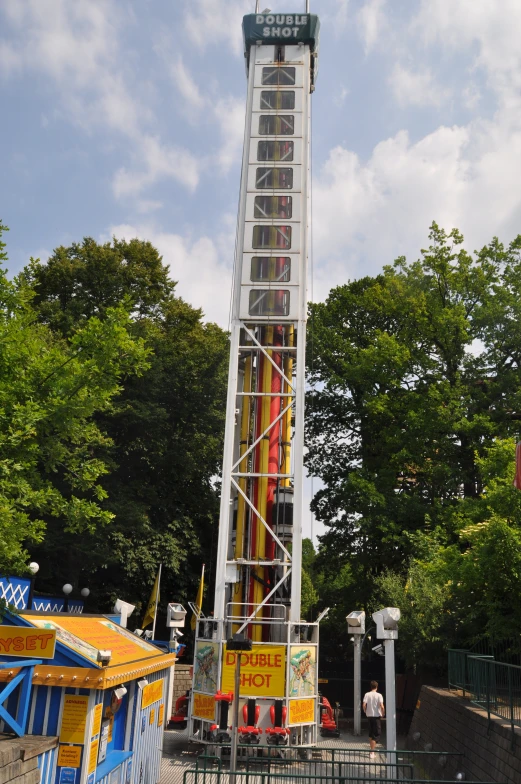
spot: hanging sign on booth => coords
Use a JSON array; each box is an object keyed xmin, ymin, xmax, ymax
[{"xmin": 0, "ymin": 627, "xmax": 56, "ymax": 658}]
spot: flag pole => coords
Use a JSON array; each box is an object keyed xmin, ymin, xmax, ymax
[{"xmin": 152, "ymin": 563, "xmax": 162, "ymax": 640}]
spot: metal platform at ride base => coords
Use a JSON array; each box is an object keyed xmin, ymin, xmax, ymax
[{"xmin": 159, "ymin": 728, "xmax": 503, "ymax": 784}]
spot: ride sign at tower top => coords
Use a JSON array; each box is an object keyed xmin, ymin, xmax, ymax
[{"xmin": 243, "ymin": 12, "xmax": 320, "ymax": 53}]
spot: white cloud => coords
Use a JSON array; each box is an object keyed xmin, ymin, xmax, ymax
[
  {"xmin": 107, "ymin": 223, "xmax": 233, "ymax": 326},
  {"xmin": 389, "ymin": 64, "xmax": 451, "ymax": 108},
  {"xmin": 0, "ymin": 0, "xmax": 199, "ymax": 202},
  {"xmin": 333, "ymin": 85, "xmax": 350, "ymax": 108},
  {"xmin": 412, "ymin": 0, "xmax": 521, "ymax": 103},
  {"xmin": 312, "ymin": 91, "xmax": 521, "ymax": 301},
  {"xmin": 174, "ymin": 56, "xmax": 206, "ymax": 113},
  {"xmin": 159, "ymin": 50, "xmax": 245, "ymax": 174},
  {"xmin": 213, "ymin": 97, "xmax": 246, "ymax": 172},
  {"xmin": 356, "ymin": 0, "xmax": 387, "ymax": 55},
  {"xmin": 112, "ymin": 136, "xmax": 200, "ymax": 198},
  {"xmin": 183, "ymin": 0, "xmax": 251, "ymax": 57}
]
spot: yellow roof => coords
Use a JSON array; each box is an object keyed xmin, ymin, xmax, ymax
[{"xmin": 21, "ymin": 613, "xmax": 167, "ymax": 668}]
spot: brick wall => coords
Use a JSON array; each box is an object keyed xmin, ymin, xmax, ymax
[
  {"xmin": 0, "ymin": 735, "xmax": 57, "ymax": 784},
  {"xmin": 407, "ymin": 686, "xmax": 521, "ymax": 783},
  {"xmin": 173, "ymin": 664, "xmax": 192, "ymax": 703}
]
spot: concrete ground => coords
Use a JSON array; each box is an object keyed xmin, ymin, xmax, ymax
[{"xmin": 159, "ymin": 727, "xmax": 398, "ymax": 784}]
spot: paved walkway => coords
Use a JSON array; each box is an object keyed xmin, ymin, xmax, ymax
[{"xmin": 160, "ymin": 728, "xmax": 394, "ymax": 784}]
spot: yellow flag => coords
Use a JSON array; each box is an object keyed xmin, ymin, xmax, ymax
[
  {"xmin": 142, "ymin": 566, "xmax": 161, "ymax": 630},
  {"xmin": 191, "ymin": 564, "xmax": 205, "ymax": 631}
]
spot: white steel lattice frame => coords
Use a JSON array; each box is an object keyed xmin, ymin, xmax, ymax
[{"xmin": 213, "ymin": 41, "xmax": 311, "ymax": 627}]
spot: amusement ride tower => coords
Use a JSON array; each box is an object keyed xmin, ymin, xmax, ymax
[{"xmin": 189, "ymin": 4, "xmax": 322, "ymax": 748}]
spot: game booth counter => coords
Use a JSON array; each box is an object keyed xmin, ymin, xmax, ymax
[{"xmin": 0, "ymin": 612, "xmax": 175, "ymax": 784}]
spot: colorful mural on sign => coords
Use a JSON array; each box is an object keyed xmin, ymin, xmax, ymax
[
  {"xmin": 289, "ymin": 646, "xmax": 316, "ymax": 697},
  {"xmin": 193, "ymin": 642, "xmax": 218, "ymax": 693}
]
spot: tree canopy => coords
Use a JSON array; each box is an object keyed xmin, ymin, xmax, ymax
[
  {"xmin": 307, "ymin": 223, "xmax": 521, "ymax": 669},
  {"xmin": 0, "ymin": 222, "xmax": 149, "ymax": 574},
  {"xmin": 23, "ymin": 236, "xmax": 229, "ymax": 617}
]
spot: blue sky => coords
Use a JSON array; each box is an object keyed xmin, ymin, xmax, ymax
[{"xmin": 3, "ymin": 0, "xmax": 521, "ymax": 541}]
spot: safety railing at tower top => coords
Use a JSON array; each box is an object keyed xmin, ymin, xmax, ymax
[
  {"xmin": 182, "ymin": 769, "xmax": 502, "ymax": 784},
  {"xmin": 447, "ymin": 648, "xmax": 494, "ymax": 696},
  {"xmin": 466, "ymin": 655, "xmax": 521, "ymax": 739}
]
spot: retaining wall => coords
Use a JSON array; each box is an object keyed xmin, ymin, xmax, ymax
[
  {"xmin": 407, "ymin": 686, "xmax": 521, "ymax": 784},
  {"xmin": 0, "ymin": 735, "xmax": 57, "ymax": 784}
]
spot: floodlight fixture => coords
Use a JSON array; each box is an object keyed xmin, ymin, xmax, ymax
[
  {"xmin": 167, "ymin": 603, "xmax": 187, "ymax": 628},
  {"xmin": 97, "ymin": 649, "xmax": 112, "ymax": 666},
  {"xmin": 372, "ymin": 607, "xmax": 400, "ymax": 640},
  {"xmin": 113, "ymin": 598, "xmax": 136, "ymax": 629},
  {"xmin": 346, "ymin": 610, "xmax": 365, "ymax": 634}
]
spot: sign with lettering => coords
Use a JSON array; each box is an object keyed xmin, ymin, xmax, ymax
[
  {"xmin": 58, "ymin": 746, "xmax": 82, "ymax": 768},
  {"xmin": 141, "ymin": 678, "xmax": 164, "ymax": 709},
  {"xmin": 158, "ymin": 704, "xmax": 164, "ymax": 726},
  {"xmin": 88, "ymin": 739, "xmax": 98, "ymax": 775},
  {"xmin": 91, "ymin": 703, "xmax": 103, "ymax": 738},
  {"xmin": 192, "ymin": 691, "xmax": 215, "ymax": 721},
  {"xmin": 242, "ymin": 13, "xmax": 319, "ymax": 48},
  {"xmin": 141, "ymin": 678, "xmax": 164, "ymax": 710},
  {"xmin": 221, "ymin": 645, "xmax": 286, "ymax": 697},
  {"xmin": 59, "ymin": 769, "xmax": 76, "ymax": 784},
  {"xmin": 288, "ymin": 698, "xmax": 315, "ymax": 725},
  {"xmin": 60, "ymin": 695, "xmax": 89, "ymax": 744},
  {"xmin": 255, "ymin": 13, "xmax": 309, "ymax": 39},
  {"xmin": 0, "ymin": 626, "xmax": 56, "ymax": 658}
]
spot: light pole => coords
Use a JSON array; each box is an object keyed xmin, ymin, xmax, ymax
[
  {"xmin": 27, "ymin": 562, "xmax": 39, "ymax": 610},
  {"xmin": 372, "ymin": 607, "xmax": 400, "ymax": 774},
  {"xmin": 226, "ymin": 633, "xmax": 252, "ymax": 778},
  {"xmin": 346, "ymin": 611, "xmax": 365, "ymax": 736},
  {"xmin": 62, "ymin": 583, "xmax": 73, "ymax": 612}
]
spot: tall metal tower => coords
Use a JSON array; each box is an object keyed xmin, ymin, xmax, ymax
[{"xmin": 190, "ymin": 6, "xmax": 321, "ymax": 748}]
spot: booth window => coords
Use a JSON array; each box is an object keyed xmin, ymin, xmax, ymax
[
  {"xmin": 259, "ymin": 115, "xmax": 294, "ymax": 135},
  {"xmin": 255, "ymin": 168, "xmax": 293, "ymax": 189},
  {"xmin": 252, "ymin": 225, "xmax": 291, "ymax": 250},
  {"xmin": 254, "ymin": 195, "xmax": 292, "ymax": 219},
  {"xmin": 260, "ymin": 91, "xmax": 295, "ymax": 110},
  {"xmin": 249, "ymin": 289, "xmax": 290, "ymax": 316},
  {"xmin": 251, "ymin": 257, "xmax": 291, "ymax": 282},
  {"xmin": 262, "ymin": 67, "xmax": 295, "ymax": 85},
  {"xmin": 258, "ymin": 141, "xmax": 294, "ymax": 162}
]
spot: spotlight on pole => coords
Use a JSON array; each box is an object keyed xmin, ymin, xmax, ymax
[{"xmin": 346, "ymin": 611, "xmax": 365, "ymax": 736}]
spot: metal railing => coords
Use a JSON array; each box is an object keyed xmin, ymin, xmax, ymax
[
  {"xmin": 247, "ymin": 757, "xmax": 414, "ymax": 780},
  {"xmin": 183, "ymin": 770, "xmax": 497, "ymax": 784},
  {"xmin": 448, "ymin": 648, "xmax": 494, "ymax": 696},
  {"xmin": 466, "ymin": 655, "xmax": 521, "ymax": 734},
  {"xmin": 194, "ymin": 748, "xmax": 465, "ymax": 782}
]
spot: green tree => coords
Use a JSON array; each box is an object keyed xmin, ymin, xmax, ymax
[
  {"xmin": 0, "ymin": 222, "xmax": 149, "ymax": 573},
  {"xmin": 27, "ymin": 237, "xmax": 229, "ymax": 615},
  {"xmin": 306, "ymin": 223, "xmax": 521, "ymax": 606}
]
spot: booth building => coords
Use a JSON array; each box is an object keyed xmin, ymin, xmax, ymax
[{"xmin": 0, "ymin": 611, "xmax": 175, "ymax": 784}]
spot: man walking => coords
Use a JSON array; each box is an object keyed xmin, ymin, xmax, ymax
[{"xmin": 363, "ymin": 680, "xmax": 385, "ymax": 758}]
